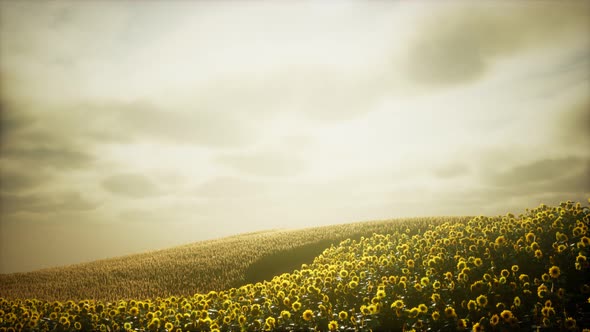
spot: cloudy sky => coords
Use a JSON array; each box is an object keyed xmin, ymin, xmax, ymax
[{"xmin": 1, "ymin": 1, "xmax": 589, "ymax": 274}]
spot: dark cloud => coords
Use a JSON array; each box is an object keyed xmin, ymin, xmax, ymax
[
  {"xmin": 404, "ymin": 2, "xmax": 589, "ymax": 87},
  {"xmin": 528, "ymin": 161, "xmax": 590, "ymax": 194},
  {"xmin": 0, "ymin": 168, "xmax": 51, "ymax": 193},
  {"xmin": 216, "ymin": 151, "xmax": 305, "ymax": 177},
  {"xmin": 0, "ymin": 191, "xmax": 98, "ymax": 214},
  {"xmin": 101, "ymin": 173, "xmax": 160, "ymax": 198},
  {"xmin": 1, "ymin": 145, "xmax": 94, "ymax": 170},
  {"xmin": 0, "ymin": 101, "xmax": 36, "ymax": 138},
  {"xmin": 488, "ymin": 156, "xmax": 585, "ymax": 187},
  {"xmin": 0, "ymin": 102, "xmax": 96, "ymax": 171},
  {"xmin": 477, "ymin": 156, "xmax": 590, "ymax": 202}
]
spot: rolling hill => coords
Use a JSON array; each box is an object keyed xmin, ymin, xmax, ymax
[{"xmin": 0, "ymin": 216, "xmax": 467, "ymax": 301}]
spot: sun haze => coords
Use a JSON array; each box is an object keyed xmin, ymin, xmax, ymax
[{"xmin": 0, "ymin": 1, "xmax": 589, "ymax": 273}]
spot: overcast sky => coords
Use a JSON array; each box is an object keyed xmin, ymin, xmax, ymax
[{"xmin": 1, "ymin": 1, "xmax": 589, "ymax": 274}]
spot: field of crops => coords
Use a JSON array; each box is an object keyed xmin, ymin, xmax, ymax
[
  {"xmin": 0, "ymin": 200, "xmax": 589, "ymax": 331},
  {"xmin": 0, "ymin": 217, "xmax": 463, "ymax": 301}
]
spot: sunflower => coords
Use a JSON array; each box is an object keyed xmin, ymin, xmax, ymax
[
  {"xmin": 501, "ymin": 269, "xmax": 510, "ymax": 278},
  {"xmin": 328, "ymin": 320, "xmax": 338, "ymax": 331},
  {"xmin": 476, "ymin": 295, "xmax": 488, "ymax": 307},
  {"xmin": 444, "ymin": 306, "xmax": 456, "ymax": 318},
  {"xmin": 490, "ymin": 314, "xmax": 500, "ymax": 327},
  {"xmin": 408, "ymin": 307, "xmax": 420, "ymax": 319},
  {"xmin": 548, "ymin": 266, "xmax": 560, "ymax": 279},
  {"xmin": 457, "ymin": 319, "xmax": 467, "ymax": 329},
  {"xmin": 432, "ymin": 280, "xmax": 441, "ymax": 290},
  {"xmin": 302, "ymin": 309, "xmax": 314, "ymax": 321},
  {"xmin": 391, "ymin": 300, "xmax": 404, "ymax": 310},
  {"xmin": 541, "ymin": 306, "xmax": 555, "ymax": 317},
  {"xmin": 265, "ymin": 317, "xmax": 276, "ymax": 328},
  {"xmin": 148, "ymin": 318, "xmax": 161, "ymax": 330},
  {"xmin": 525, "ymin": 232, "xmax": 535, "ymax": 242},
  {"xmin": 418, "ymin": 304, "xmax": 428, "ymax": 313},
  {"xmin": 431, "ymin": 311, "xmax": 440, "ymax": 321},
  {"xmin": 431, "ymin": 293, "xmax": 441, "ymax": 303},
  {"xmin": 470, "ymin": 322, "xmax": 484, "ymax": 332},
  {"xmin": 129, "ymin": 307, "xmax": 139, "ymax": 316},
  {"xmin": 292, "ymin": 302, "xmax": 301, "ymax": 312},
  {"xmin": 500, "ymin": 310, "xmax": 513, "ymax": 322},
  {"xmin": 251, "ymin": 304, "xmax": 261, "ymax": 316},
  {"xmin": 164, "ymin": 322, "xmax": 173, "ymax": 330},
  {"xmin": 513, "ymin": 296, "xmax": 521, "ymax": 307},
  {"xmin": 238, "ymin": 315, "xmax": 247, "ymax": 325},
  {"xmin": 338, "ymin": 311, "xmax": 348, "ymax": 320},
  {"xmin": 467, "ymin": 300, "xmax": 477, "ymax": 311},
  {"xmin": 564, "ymin": 317, "xmax": 576, "ymax": 330},
  {"xmin": 474, "ymin": 258, "xmax": 483, "ymax": 267}
]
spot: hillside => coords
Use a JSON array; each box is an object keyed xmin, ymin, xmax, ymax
[
  {"xmin": 0, "ymin": 200, "xmax": 589, "ymax": 331},
  {"xmin": 0, "ymin": 216, "xmax": 468, "ymax": 301}
]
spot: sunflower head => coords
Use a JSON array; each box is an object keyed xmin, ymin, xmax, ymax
[
  {"xmin": 500, "ymin": 310, "xmax": 513, "ymax": 322},
  {"xmin": 302, "ymin": 309, "xmax": 314, "ymax": 321},
  {"xmin": 328, "ymin": 320, "xmax": 338, "ymax": 331}
]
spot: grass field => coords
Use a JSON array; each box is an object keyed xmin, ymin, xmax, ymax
[{"xmin": 0, "ymin": 200, "xmax": 589, "ymax": 331}]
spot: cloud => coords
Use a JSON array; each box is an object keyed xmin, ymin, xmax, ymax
[
  {"xmin": 45, "ymin": 100, "xmax": 253, "ymax": 147},
  {"xmin": 0, "ymin": 102, "xmax": 96, "ymax": 171},
  {"xmin": 115, "ymin": 103, "xmax": 251, "ymax": 147},
  {"xmin": 0, "ymin": 99, "xmax": 37, "ymax": 139},
  {"xmin": 194, "ymin": 177, "xmax": 269, "ymax": 199},
  {"xmin": 553, "ymin": 96, "xmax": 590, "ymax": 146},
  {"xmin": 0, "ymin": 191, "xmax": 98, "ymax": 215},
  {"xmin": 486, "ymin": 156, "xmax": 585, "ymax": 187},
  {"xmin": 216, "ymin": 151, "xmax": 305, "ymax": 177},
  {"xmin": 1, "ymin": 145, "xmax": 94, "ymax": 170},
  {"xmin": 0, "ymin": 168, "xmax": 51, "ymax": 193},
  {"xmin": 433, "ymin": 163, "xmax": 470, "ymax": 179},
  {"xmin": 475, "ymin": 156, "xmax": 590, "ymax": 202},
  {"xmin": 101, "ymin": 173, "xmax": 160, "ymax": 198},
  {"xmin": 403, "ymin": 2, "xmax": 590, "ymax": 87}
]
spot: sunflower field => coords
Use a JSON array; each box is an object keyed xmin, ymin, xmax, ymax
[{"xmin": 1, "ymin": 200, "xmax": 589, "ymax": 331}]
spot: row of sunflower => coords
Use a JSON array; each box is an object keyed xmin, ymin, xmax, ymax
[{"xmin": 0, "ymin": 200, "xmax": 588, "ymax": 331}]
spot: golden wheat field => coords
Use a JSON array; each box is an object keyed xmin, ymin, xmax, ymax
[{"xmin": 1, "ymin": 200, "xmax": 589, "ymax": 332}]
